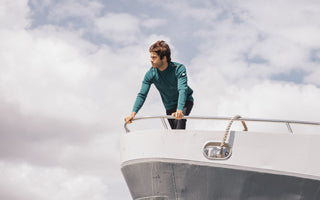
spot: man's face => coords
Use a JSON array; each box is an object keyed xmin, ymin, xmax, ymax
[{"xmin": 150, "ymin": 52, "xmax": 164, "ymax": 69}]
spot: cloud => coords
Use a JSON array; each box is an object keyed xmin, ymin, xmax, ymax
[
  {"xmin": 304, "ymin": 67, "xmax": 320, "ymax": 86},
  {"xmin": 239, "ymin": 0, "xmax": 320, "ymax": 46},
  {"xmin": 0, "ymin": 1, "xmax": 135, "ymax": 199},
  {"xmin": 0, "ymin": 99, "xmax": 128, "ymax": 198},
  {"xmin": 0, "ymin": 26, "xmax": 103, "ymax": 124},
  {"xmin": 144, "ymin": 0, "xmax": 221, "ymax": 21},
  {"xmin": 47, "ymin": 0, "xmax": 103, "ymax": 22},
  {"xmin": 0, "ymin": 161, "xmax": 109, "ymax": 200},
  {"xmin": 0, "ymin": 0, "xmax": 30, "ymax": 30},
  {"xmin": 216, "ymin": 82, "xmax": 320, "ymax": 119},
  {"xmin": 185, "ymin": 0, "xmax": 320, "ymax": 86},
  {"xmin": 94, "ymin": 13, "xmax": 141, "ymax": 44},
  {"xmin": 141, "ymin": 18, "xmax": 166, "ymax": 29}
]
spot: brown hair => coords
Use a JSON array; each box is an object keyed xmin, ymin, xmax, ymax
[{"xmin": 149, "ymin": 40, "xmax": 171, "ymax": 63}]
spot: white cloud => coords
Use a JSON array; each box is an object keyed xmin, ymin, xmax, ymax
[
  {"xmin": 239, "ymin": 0, "xmax": 320, "ymax": 47},
  {"xmin": 48, "ymin": 0, "xmax": 103, "ymax": 22},
  {"xmin": 0, "ymin": 0, "xmax": 30, "ymax": 30},
  {"xmin": 0, "ymin": 2, "xmax": 136, "ymax": 198},
  {"xmin": 95, "ymin": 13, "xmax": 141, "ymax": 44},
  {"xmin": 0, "ymin": 27, "xmax": 102, "ymax": 124},
  {"xmin": 186, "ymin": 0, "xmax": 320, "ymax": 86},
  {"xmin": 190, "ymin": 80, "xmax": 320, "ymax": 134},
  {"xmin": 217, "ymin": 82, "xmax": 320, "ymax": 119},
  {"xmin": 249, "ymin": 37, "xmax": 309, "ymax": 70},
  {"xmin": 145, "ymin": 0, "xmax": 220, "ymax": 21},
  {"xmin": 141, "ymin": 18, "xmax": 166, "ymax": 29},
  {"xmin": 0, "ymin": 161, "xmax": 109, "ymax": 200}
]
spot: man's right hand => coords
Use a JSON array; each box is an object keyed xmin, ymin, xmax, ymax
[{"xmin": 124, "ymin": 112, "xmax": 136, "ymax": 124}]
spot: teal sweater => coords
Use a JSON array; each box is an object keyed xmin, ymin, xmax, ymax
[{"xmin": 132, "ymin": 62, "xmax": 194, "ymax": 113}]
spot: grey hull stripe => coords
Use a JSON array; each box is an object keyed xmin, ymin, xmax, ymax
[{"xmin": 122, "ymin": 161, "xmax": 320, "ymax": 200}]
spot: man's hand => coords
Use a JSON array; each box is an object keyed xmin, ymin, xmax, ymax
[
  {"xmin": 124, "ymin": 112, "xmax": 136, "ymax": 124},
  {"xmin": 172, "ymin": 109, "xmax": 184, "ymax": 120}
]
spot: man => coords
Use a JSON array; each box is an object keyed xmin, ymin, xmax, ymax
[{"xmin": 124, "ymin": 41, "xmax": 194, "ymax": 129}]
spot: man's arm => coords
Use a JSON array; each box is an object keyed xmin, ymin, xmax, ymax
[
  {"xmin": 132, "ymin": 76, "xmax": 152, "ymax": 113},
  {"xmin": 124, "ymin": 71, "xmax": 153, "ymax": 124},
  {"xmin": 176, "ymin": 65, "xmax": 188, "ymax": 110},
  {"xmin": 172, "ymin": 65, "xmax": 189, "ymax": 119}
]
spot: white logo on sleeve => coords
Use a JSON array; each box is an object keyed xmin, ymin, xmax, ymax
[{"xmin": 182, "ymin": 73, "xmax": 186, "ymax": 76}]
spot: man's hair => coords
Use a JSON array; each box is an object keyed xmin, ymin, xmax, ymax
[{"xmin": 149, "ymin": 40, "xmax": 171, "ymax": 63}]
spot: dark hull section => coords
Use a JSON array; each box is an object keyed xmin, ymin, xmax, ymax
[{"xmin": 122, "ymin": 160, "xmax": 320, "ymax": 200}]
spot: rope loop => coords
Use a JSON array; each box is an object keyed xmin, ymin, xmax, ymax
[{"xmin": 218, "ymin": 115, "xmax": 242, "ymax": 157}]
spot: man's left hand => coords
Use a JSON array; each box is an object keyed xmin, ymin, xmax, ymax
[{"xmin": 172, "ymin": 110, "xmax": 184, "ymax": 120}]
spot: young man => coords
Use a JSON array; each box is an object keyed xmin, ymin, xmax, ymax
[{"xmin": 124, "ymin": 41, "xmax": 194, "ymax": 129}]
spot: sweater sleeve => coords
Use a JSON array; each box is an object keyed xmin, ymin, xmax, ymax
[
  {"xmin": 176, "ymin": 65, "xmax": 188, "ymax": 111},
  {"xmin": 132, "ymin": 71, "xmax": 153, "ymax": 113}
]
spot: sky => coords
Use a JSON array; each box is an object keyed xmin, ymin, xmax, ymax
[{"xmin": 1, "ymin": 0, "xmax": 320, "ymax": 199}]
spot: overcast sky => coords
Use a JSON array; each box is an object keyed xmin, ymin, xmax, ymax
[{"xmin": 1, "ymin": 0, "xmax": 320, "ymax": 199}]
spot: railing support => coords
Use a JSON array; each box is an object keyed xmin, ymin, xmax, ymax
[
  {"xmin": 286, "ymin": 122, "xmax": 293, "ymax": 134},
  {"xmin": 161, "ymin": 117, "xmax": 169, "ymax": 130}
]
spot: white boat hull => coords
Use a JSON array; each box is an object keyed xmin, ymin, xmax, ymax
[{"xmin": 121, "ymin": 130, "xmax": 320, "ymax": 199}]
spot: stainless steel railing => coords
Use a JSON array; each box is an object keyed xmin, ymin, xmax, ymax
[{"xmin": 124, "ymin": 115, "xmax": 320, "ymax": 134}]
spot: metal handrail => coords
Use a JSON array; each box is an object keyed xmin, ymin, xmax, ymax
[{"xmin": 124, "ymin": 115, "xmax": 320, "ymax": 133}]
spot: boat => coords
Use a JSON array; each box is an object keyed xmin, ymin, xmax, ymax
[{"xmin": 120, "ymin": 115, "xmax": 320, "ymax": 200}]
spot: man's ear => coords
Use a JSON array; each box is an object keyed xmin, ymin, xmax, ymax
[{"xmin": 162, "ymin": 56, "xmax": 167, "ymax": 63}]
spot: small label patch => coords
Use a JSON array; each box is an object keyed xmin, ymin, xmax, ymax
[{"xmin": 182, "ymin": 73, "xmax": 186, "ymax": 76}]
